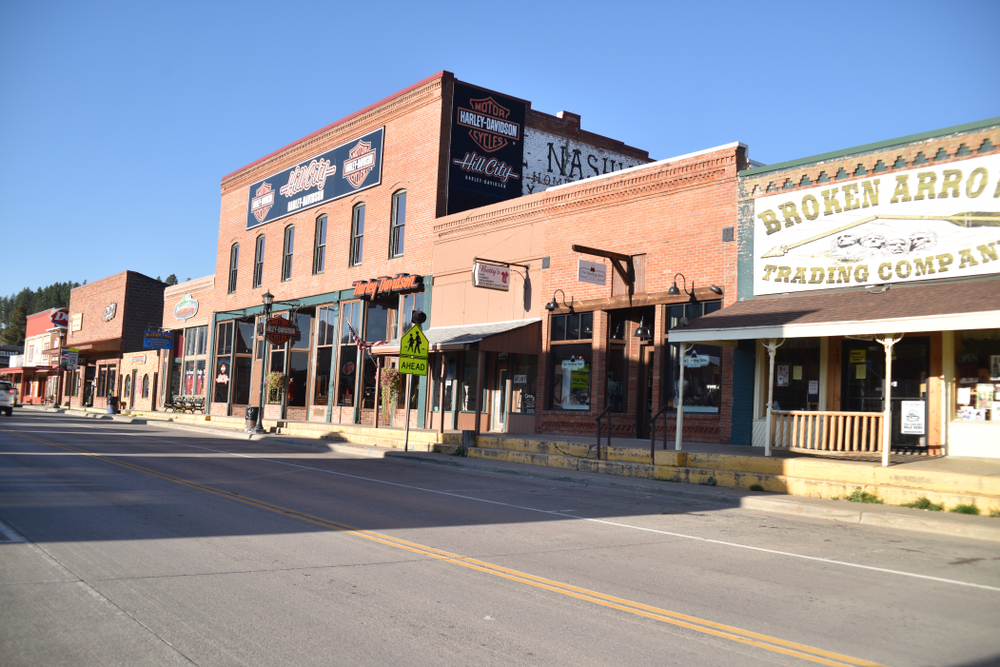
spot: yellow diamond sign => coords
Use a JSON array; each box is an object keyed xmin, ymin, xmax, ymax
[{"xmin": 401, "ymin": 324, "xmax": 428, "ymax": 360}]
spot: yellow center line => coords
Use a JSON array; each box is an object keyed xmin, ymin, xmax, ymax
[{"xmin": 1, "ymin": 427, "xmax": 888, "ymax": 667}]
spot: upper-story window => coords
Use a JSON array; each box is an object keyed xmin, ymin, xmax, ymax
[
  {"xmin": 389, "ymin": 190, "xmax": 406, "ymax": 258},
  {"xmin": 253, "ymin": 235, "xmax": 265, "ymax": 288},
  {"xmin": 228, "ymin": 243, "xmax": 239, "ymax": 293},
  {"xmin": 282, "ymin": 225, "xmax": 294, "ymax": 281},
  {"xmin": 313, "ymin": 214, "xmax": 327, "ymax": 275},
  {"xmin": 350, "ymin": 203, "xmax": 365, "ymax": 266}
]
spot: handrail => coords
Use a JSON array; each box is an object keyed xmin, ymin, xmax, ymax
[
  {"xmin": 595, "ymin": 404, "xmax": 613, "ymax": 461},
  {"xmin": 650, "ymin": 403, "xmax": 671, "ymax": 463},
  {"xmin": 771, "ymin": 409, "xmax": 883, "ymax": 453}
]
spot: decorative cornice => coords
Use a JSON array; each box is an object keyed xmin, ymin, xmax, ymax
[
  {"xmin": 740, "ymin": 126, "xmax": 999, "ymax": 201},
  {"xmin": 435, "ymin": 152, "xmax": 737, "ymax": 239}
]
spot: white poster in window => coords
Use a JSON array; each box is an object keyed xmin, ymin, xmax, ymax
[
  {"xmin": 900, "ymin": 400, "xmax": 925, "ymax": 435},
  {"xmin": 776, "ymin": 364, "xmax": 789, "ymax": 387},
  {"xmin": 957, "ymin": 387, "xmax": 972, "ymax": 404},
  {"xmin": 808, "ymin": 380, "xmax": 819, "ymax": 395}
]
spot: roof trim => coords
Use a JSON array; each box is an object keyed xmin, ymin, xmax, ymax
[{"xmin": 739, "ymin": 116, "xmax": 1000, "ymax": 178}]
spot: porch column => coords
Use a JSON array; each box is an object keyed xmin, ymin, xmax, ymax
[
  {"xmin": 674, "ymin": 342, "xmax": 692, "ymax": 451},
  {"xmin": 761, "ymin": 338, "xmax": 784, "ymax": 457},
  {"xmin": 877, "ymin": 334, "xmax": 903, "ymax": 467}
]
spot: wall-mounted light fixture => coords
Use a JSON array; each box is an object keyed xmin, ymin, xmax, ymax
[
  {"xmin": 544, "ymin": 289, "xmax": 574, "ymax": 312},
  {"xmin": 667, "ymin": 273, "xmax": 723, "ymax": 305},
  {"xmin": 634, "ymin": 316, "xmax": 653, "ymax": 341}
]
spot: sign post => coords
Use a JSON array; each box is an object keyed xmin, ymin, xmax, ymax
[{"xmin": 399, "ymin": 324, "xmax": 429, "ymax": 451}]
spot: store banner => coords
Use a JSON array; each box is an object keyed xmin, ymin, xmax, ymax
[
  {"xmin": 753, "ymin": 153, "xmax": 1000, "ymax": 296},
  {"xmin": 448, "ymin": 82, "xmax": 525, "ymax": 213},
  {"xmin": 246, "ymin": 127, "xmax": 384, "ymax": 230}
]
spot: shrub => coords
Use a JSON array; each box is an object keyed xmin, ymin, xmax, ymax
[
  {"xmin": 749, "ymin": 484, "xmax": 766, "ymax": 492},
  {"xmin": 901, "ymin": 497, "xmax": 944, "ymax": 511},
  {"xmin": 951, "ymin": 504, "xmax": 980, "ymax": 515},
  {"xmin": 846, "ymin": 487, "xmax": 883, "ymax": 504}
]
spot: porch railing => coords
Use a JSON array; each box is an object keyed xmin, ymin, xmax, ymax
[{"xmin": 772, "ymin": 410, "xmax": 883, "ymax": 453}]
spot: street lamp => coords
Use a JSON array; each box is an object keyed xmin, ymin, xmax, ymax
[
  {"xmin": 251, "ymin": 290, "xmax": 274, "ymax": 435},
  {"xmin": 667, "ymin": 273, "xmax": 723, "ymax": 305}
]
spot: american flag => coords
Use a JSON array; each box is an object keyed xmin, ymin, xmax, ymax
[{"xmin": 344, "ymin": 319, "xmax": 386, "ymax": 361}]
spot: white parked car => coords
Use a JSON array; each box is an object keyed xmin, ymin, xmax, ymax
[{"xmin": 0, "ymin": 380, "xmax": 14, "ymax": 416}]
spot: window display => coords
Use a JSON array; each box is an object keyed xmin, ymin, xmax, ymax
[{"xmin": 955, "ymin": 330, "xmax": 1000, "ymax": 421}]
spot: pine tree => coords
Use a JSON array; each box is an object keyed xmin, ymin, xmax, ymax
[
  {"xmin": 2, "ymin": 303, "xmax": 27, "ymax": 346},
  {"xmin": 165, "ymin": 274, "xmax": 178, "ymax": 286}
]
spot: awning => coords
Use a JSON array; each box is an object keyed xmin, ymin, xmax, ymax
[
  {"xmin": 669, "ymin": 275, "xmax": 1000, "ymax": 344},
  {"xmin": 373, "ymin": 319, "xmax": 541, "ymax": 355}
]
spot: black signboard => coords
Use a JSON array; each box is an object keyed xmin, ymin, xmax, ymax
[
  {"xmin": 448, "ymin": 83, "xmax": 526, "ymax": 215},
  {"xmin": 246, "ymin": 127, "xmax": 385, "ymax": 230}
]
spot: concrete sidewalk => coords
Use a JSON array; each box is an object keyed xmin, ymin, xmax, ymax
[{"xmin": 17, "ymin": 404, "xmax": 1000, "ymax": 542}]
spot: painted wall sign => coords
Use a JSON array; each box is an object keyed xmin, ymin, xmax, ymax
[
  {"xmin": 143, "ymin": 330, "xmax": 174, "ymax": 350},
  {"xmin": 577, "ymin": 259, "xmax": 607, "ymax": 286},
  {"xmin": 523, "ymin": 130, "xmax": 646, "ymax": 196},
  {"xmin": 71, "ymin": 313, "xmax": 82, "ymax": 332},
  {"xmin": 173, "ymin": 293, "xmax": 200, "ymax": 321},
  {"xmin": 103, "ymin": 303, "xmax": 117, "ymax": 322},
  {"xmin": 448, "ymin": 82, "xmax": 526, "ymax": 214},
  {"xmin": 472, "ymin": 262, "xmax": 510, "ymax": 291},
  {"xmin": 753, "ymin": 153, "xmax": 1000, "ymax": 296},
  {"xmin": 352, "ymin": 273, "xmax": 423, "ymax": 300},
  {"xmin": 50, "ymin": 308, "xmax": 69, "ymax": 328},
  {"xmin": 246, "ymin": 127, "xmax": 384, "ymax": 230},
  {"xmin": 131, "ymin": 355, "xmax": 147, "ymax": 364}
]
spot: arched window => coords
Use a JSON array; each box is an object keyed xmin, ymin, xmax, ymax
[
  {"xmin": 253, "ymin": 235, "xmax": 265, "ymax": 288},
  {"xmin": 142, "ymin": 374, "xmax": 150, "ymax": 399},
  {"xmin": 282, "ymin": 225, "xmax": 295, "ymax": 281},
  {"xmin": 389, "ymin": 190, "xmax": 406, "ymax": 257},
  {"xmin": 313, "ymin": 215, "xmax": 327, "ymax": 274},
  {"xmin": 123, "ymin": 374, "xmax": 132, "ymax": 399},
  {"xmin": 350, "ymin": 204, "xmax": 365, "ymax": 266},
  {"xmin": 228, "ymin": 243, "xmax": 239, "ymax": 293}
]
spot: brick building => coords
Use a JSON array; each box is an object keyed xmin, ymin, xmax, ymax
[
  {"xmin": 672, "ymin": 117, "xmax": 1000, "ymax": 459},
  {"xmin": 64, "ymin": 271, "xmax": 166, "ymax": 410},
  {"xmin": 0, "ymin": 308, "xmax": 68, "ymax": 405},
  {"xmin": 207, "ymin": 71, "xmax": 651, "ymax": 428},
  {"xmin": 158, "ymin": 276, "xmax": 218, "ymax": 410},
  {"xmin": 413, "ymin": 143, "xmax": 747, "ymax": 441}
]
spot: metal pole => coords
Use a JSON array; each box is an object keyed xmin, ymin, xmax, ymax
[
  {"xmin": 403, "ymin": 375, "xmax": 412, "ymax": 452},
  {"xmin": 254, "ymin": 303, "xmax": 271, "ymax": 434}
]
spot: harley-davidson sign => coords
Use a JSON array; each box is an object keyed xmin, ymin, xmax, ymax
[
  {"xmin": 246, "ymin": 127, "xmax": 384, "ymax": 230},
  {"xmin": 448, "ymin": 82, "xmax": 525, "ymax": 215},
  {"xmin": 352, "ymin": 273, "xmax": 423, "ymax": 300},
  {"xmin": 265, "ymin": 316, "xmax": 299, "ymax": 346}
]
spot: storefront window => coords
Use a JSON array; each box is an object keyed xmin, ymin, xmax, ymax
[
  {"xmin": 432, "ymin": 353, "xmax": 458, "ymax": 413},
  {"xmin": 550, "ymin": 345, "xmax": 591, "ymax": 411},
  {"xmin": 665, "ymin": 301, "xmax": 722, "ymax": 413},
  {"xmin": 337, "ymin": 301, "xmax": 361, "ymax": 407},
  {"xmin": 511, "ymin": 355, "xmax": 537, "ymax": 414},
  {"xmin": 97, "ymin": 367, "xmax": 107, "ymax": 398},
  {"xmin": 955, "ymin": 329, "xmax": 1000, "ymax": 421},
  {"xmin": 606, "ymin": 344, "xmax": 627, "ymax": 412},
  {"xmin": 314, "ymin": 305, "xmax": 337, "ymax": 406},
  {"xmin": 461, "ymin": 351, "xmax": 479, "ymax": 412},
  {"xmin": 770, "ymin": 338, "xmax": 821, "ymax": 412}
]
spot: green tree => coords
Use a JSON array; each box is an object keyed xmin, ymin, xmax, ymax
[
  {"xmin": 164, "ymin": 274, "xmax": 179, "ymax": 286},
  {"xmin": 1, "ymin": 303, "xmax": 27, "ymax": 346}
]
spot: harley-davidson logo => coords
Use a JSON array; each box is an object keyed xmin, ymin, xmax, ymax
[
  {"xmin": 457, "ymin": 96, "xmax": 520, "ymax": 154},
  {"xmin": 251, "ymin": 182, "xmax": 275, "ymax": 223},
  {"xmin": 343, "ymin": 140, "xmax": 377, "ymax": 190}
]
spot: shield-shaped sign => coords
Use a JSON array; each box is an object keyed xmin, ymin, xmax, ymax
[
  {"xmin": 343, "ymin": 140, "xmax": 376, "ymax": 189},
  {"xmin": 265, "ymin": 316, "xmax": 299, "ymax": 346},
  {"xmin": 251, "ymin": 182, "xmax": 275, "ymax": 223}
]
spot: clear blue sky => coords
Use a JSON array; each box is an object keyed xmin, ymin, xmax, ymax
[{"xmin": 2, "ymin": 0, "xmax": 998, "ymax": 298}]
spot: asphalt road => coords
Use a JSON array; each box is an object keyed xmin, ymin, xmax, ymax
[{"xmin": 1, "ymin": 411, "xmax": 999, "ymax": 667}]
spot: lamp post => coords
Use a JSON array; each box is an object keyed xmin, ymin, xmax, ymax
[{"xmin": 252, "ymin": 290, "xmax": 274, "ymax": 435}]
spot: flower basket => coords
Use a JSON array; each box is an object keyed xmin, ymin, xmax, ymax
[{"xmin": 266, "ymin": 372, "xmax": 285, "ymax": 404}]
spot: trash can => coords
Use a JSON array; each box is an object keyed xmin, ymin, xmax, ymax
[
  {"xmin": 108, "ymin": 397, "xmax": 119, "ymax": 414},
  {"xmin": 245, "ymin": 406, "xmax": 260, "ymax": 431}
]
